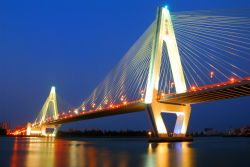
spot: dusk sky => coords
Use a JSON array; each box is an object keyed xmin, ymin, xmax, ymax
[{"xmin": 0, "ymin": 0, "xmax": 250, "ymax": 132}]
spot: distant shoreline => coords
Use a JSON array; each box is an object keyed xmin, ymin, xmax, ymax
[
  {"xmin": 4, "ymin": 135, "xmax": 250, "ymax": 138},
  {"xmin": 3, "ymin": 125, "xmax": 250, "ymax": 138}
]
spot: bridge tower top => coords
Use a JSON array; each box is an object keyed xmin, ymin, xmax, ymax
[
  {"xmin": 38, "ymin": 86, "xmax": 58, "ymax": 125},
  {"xmin": 145, "ymin": 6, "xmax": 187, "ymax": 104}
]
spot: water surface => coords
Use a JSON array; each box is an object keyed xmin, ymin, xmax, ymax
[{"xmin": 0, "ymin": 137, "xmax": 250, "ymax": 167}]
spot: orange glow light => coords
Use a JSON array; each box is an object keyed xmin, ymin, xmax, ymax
[
  {"xmin": 140, "ymin": 90, "xmax": 145, "ymax": 96},
  {"xmin": 120, "ymin": 96, "xmax": 125, "ymax": 101},
  {"xmin": 170, "ymin": 82, "xmax": 175, "ymax": 88},
  {"xmin": 210, "ymin": 71, "xmax": 214, "ymax": 78}
]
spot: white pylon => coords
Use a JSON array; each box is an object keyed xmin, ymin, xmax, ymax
[
  {"xmin": 39, "ymin": 86, "xmax": 58, "ymax": 125},
  {"xmin": 145, "ymin": 6, "xmax": 191, "ymax": 138}
]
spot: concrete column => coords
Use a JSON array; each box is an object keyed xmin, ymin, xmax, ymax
[{"xmin": 145, "ymin": 6, "xmax": 191, "ymax": 138}]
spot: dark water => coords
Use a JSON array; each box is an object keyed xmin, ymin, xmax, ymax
[{"xmin": 0, "ymin": 137, "xmax": 250, "ymax": 167}]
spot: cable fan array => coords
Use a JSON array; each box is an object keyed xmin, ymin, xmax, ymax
[
  {"xmin": 54, "ymin": 8, "xmax": 250, "ymax": 119},
  {"xmin": 35, "ymin": 93, "xmax": 58, "ymax": 125},
  {"xmin": 159, "ymin": 9, "xmax": 250, "ymax": 94},
  {"xmin": 76, "ymin": 22, "xmax": 157, "ymax": 113}
]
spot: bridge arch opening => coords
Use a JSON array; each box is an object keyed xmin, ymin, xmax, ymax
[{"xmin": 161, "ymin": 113, "xmax": 177, "ymax": 135}]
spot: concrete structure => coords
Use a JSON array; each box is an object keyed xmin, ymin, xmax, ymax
[
  {"xmin": 26, "ymin": 87, "xmax": 59, "ymax": 137},
  {"xmin": 145, "ymin": 6, "xmax": 190, "ymax": 138},
  {"xmin": 24, "ymin": 6, "xmax": 250, "ymax": 139}
]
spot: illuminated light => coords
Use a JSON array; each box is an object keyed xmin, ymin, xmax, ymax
[
  {"xmin": 141, "ymin": 93, "xmax": 144, "ymax": 97},
  {"xmin": 74, "ymin": 109, "xmax": 79, "ymax": 114},
  {"xmin": 30, "ymin": 130, "xmax": 42, "ymax": 134},
  {"xmin": 97, "ymin": 106, "xmax": 102, "ymax": 110},
  {"xmin": 230, "ymin": 77, "xmax": 235, "ymax": 82},
  {"xmin": 123, "ymin": 101, "xmax": 127, "ymax": 105},
  {"xmin": 148, "ymin": 131, "xmax": 152, "ymax": 137},
  {"xmin": 164, "ymin": 5, "xmax": 169, "ymax": 10},
  {"xmin": 191, "ymin": 86, "xmax": 196, "ymax": 91},
  {"xmin": 104, "ymin": 99, "xmax": 108, "ymax": 105},
  {"xmin": 92, "ymin": 103, "xmax": 96, "ymax": 108},
  {"xmin": 120, "ymin": 95, "xmax": 125, "ymax": 102},
  {"xmin": 68, "ymin": 110, "xmax": 71, "ymax": 113},
  {"xmin": 51, "ymin": 86, "xmax": 56, "ymax": 93},
  {"xmin": 170, "ymin": 82, "xmax": 175, "ymax": 88},
  {"xmin": 161, "ymin": 92, "xmax": 165, "ymax": 97},
  {"xmin": 140, "ymin": 90, "xmax": 145, "ymax": 97},
  {"xmin": 82, "ymin": 106, "xmax": 86, "ymax": 111},
  {"xmin": 109, "ymin": 104, "xmax": 114, "ymax": 108},
  {"xmin": 140, "ymin": 90, "xmax": 145, "ymax": 102},
  {"xmin": 210, "ymin": 71, "xmax": 214, "ymax": 78}
]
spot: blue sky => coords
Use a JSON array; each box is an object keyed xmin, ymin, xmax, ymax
[{"xmin": 0, "ymin": 0, "xmax": 250, "ymax": 131}]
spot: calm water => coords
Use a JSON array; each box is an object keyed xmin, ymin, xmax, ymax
[{"xmin": 0, "ymin": 137, "xmax": 250, "ymax": 167}]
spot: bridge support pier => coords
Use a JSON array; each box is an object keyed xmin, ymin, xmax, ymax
[
  {"xmin": 26, "ymin": 122, "xmax": 60, "ymax": 137},
  {"xmin": 173, "ymin": 105, "xmax": 191, "ymax": 137},
  {"xmin": 26, "ymin": 86, "xmax": 60, "ymax": 137},
  {"xmin": 144, "ymin": 6, "xmax": 191, "ymax": 139},
  {"xmin": 41, "ymin": 125, "xmax": 60, "ymax": 137},
  {"xmin": 146, "ymin": 91, "xmax": 191, "ymax": 138}
]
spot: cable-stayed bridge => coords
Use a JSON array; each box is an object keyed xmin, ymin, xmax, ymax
[{"xmin": 20, "ymin": 6, "xmax": 250, "ymax": 138}]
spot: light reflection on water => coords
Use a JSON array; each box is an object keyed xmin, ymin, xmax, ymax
[
  {"xmin": 146, "ymin": 142, "xmax": 194, "ymax": 167},
  {"xmin": 1, "ymin": 137, "xmax": 250, "ymax": 167},
  {"xmin": 6, "ymin": 137, "xmax": 195, "ymax": 167},
  {"xmin": 8, "ymin": 137, "xmax": 134, "ymax": 167}
]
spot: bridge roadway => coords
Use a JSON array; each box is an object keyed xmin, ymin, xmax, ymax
[
  {"xmin": 46, "ymin": 101, "xmax": 145, "ymax": 125},
  {"xmin": 159, "ymin": 78, "xmax": 250, "ymax": 104},
  {"xmin": 46, "ymin": 78, "xmax": 250, "ymax": 126}
]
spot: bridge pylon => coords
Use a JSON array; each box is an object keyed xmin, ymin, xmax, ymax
[
  {"xmin": 39, "ymin": 86, "xmax": 58, "ymax": 125},
  {"xmin": 27, "ymin": 86, "xmax": 60, "ymax": 137},
  {"xmin": 145, "ymin": 6, "xmax": 191, "ymax": 138}
]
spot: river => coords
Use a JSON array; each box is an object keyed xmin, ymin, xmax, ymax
[{"xmin": 0, "ymin": 137, "xmax": 250, "ymax": 167}]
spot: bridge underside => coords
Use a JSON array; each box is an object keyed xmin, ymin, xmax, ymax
[
  {"xmin": 47, "ymin": 102, "xmax": 145, "ymax": 125},
  {"xmin": 159, "ymin": 80, "xmax": 250, "ymax": 104}
]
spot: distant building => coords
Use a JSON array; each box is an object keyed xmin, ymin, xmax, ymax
[
  {"xmin": 0, "ymin": 121, "xmax": 10, "ymax": 130},
  {"xmin": 203, "ymin": 128, "xmax": 220, "ymax": 136},
  {"xmin": 240, "ymin": 125, "xmax": 250, "ymax": 136},
  {"xmin": 0, "ymin": 121, "xmax": 11, "ymax": 135},
  {"xmin": 226, "ymin": 125, "xmax": 250, "ymax": 136}
]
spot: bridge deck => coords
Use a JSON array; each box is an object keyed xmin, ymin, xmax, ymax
[
  {"xmin": 47, "ymin": 102, "xmax": 145, "ymax": 125},
  {"xmin": 159, "ymin": 79, "xmax": 250, "ymax": 104},
  {"xmin": 45, "ymin": 79, "xmax": 250, "ymax": 125}
]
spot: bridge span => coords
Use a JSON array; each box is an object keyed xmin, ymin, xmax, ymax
[
  {"xmin": 45, "ymin": 77, "xmax": 250, "ymax": 126},
  {"xmin": 12, "ymin": 6, "xmax": 250, "ymax": 139},
  {"xmin": 160, "ymin": 77, "xmax": 250, "ymax": 104}
]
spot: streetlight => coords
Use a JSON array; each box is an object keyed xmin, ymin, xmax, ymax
[
  {"xmin": 210, "ymin": 71, "xmax": 214, "ymax": 79},
  {"xmin": 148, "ymin": 131, "xmax": 152, "ymax": 138}
]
